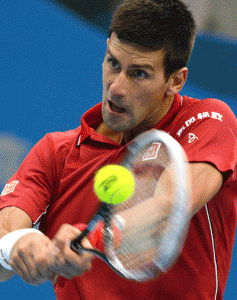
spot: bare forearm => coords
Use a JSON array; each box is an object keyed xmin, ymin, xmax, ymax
[
  {"xmin": 189, "ymin": 162, "xmax": 223, "ymax": 218},
  {"xmin": 0, "ymin": 207, "xmax": 33, "ymax": 282},
  {"xmin": 0, "ymin": 228, "xmax": 10, "ymax": 239},
  {"xmin": 0, "ymin": 229, "xmax": 15, "ymax": 281}
]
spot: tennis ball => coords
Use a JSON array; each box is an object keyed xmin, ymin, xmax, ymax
[{"xmin": 94, "ymin": 165, "xmax": 135, "ymax": 205}]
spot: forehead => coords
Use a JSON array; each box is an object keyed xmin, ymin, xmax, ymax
[{"xmin": 107, "ymin": 33, "xmax": 166, "ymax": 68}]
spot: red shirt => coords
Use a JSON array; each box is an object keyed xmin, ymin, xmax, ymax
[{"xmin": 0, "ymin": 94, "xmax": 237, "ymax": 300}]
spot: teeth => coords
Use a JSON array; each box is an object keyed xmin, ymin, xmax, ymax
[{"xmin": 110, "ymin": 102, "xmax": 125, "ymax": 113}]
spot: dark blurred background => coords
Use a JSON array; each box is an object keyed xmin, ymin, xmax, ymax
[
  {"xmin": 0, "ymin": 0, "xmax": 236, "ymax": 299},
  {"xmin": 50, "ymin": 0, "xmax": 120, "ymax": 32}
]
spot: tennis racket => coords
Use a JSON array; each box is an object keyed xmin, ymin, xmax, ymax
[{"xmin": 70, "ymin": 129, "xmax": 191, "ymax": 281}]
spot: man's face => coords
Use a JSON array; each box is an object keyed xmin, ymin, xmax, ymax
[{"xmin": 102, "ymin": 33, "xmax": 172, "ymax": 141}]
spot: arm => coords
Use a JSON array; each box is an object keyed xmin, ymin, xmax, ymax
[
  {"xmin": 0, "ymin": 207, "xmax": 94, "ymax": 285},
  {"xmin": 0, "ymin": 206, "xmax": 56, "ymax": 284},
  {"xmin": 0, "ymin": 133, "xmax": 95, "ymax": 284},
  {"xmin": 188, "ymin": 162, "xmax": 223, "ymax": 218},
  {"xmin": 0, "ymin": 207, "xmax": 33, "ymax": 281},
  {"xmin": 173, "ymin": 99, "xmax": 235, "ymax": 215}
]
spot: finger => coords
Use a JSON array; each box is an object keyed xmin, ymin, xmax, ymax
[
  {"xmin": 48, "ymin": 246, "xmax": 85, "ymax": 279},
  {"xmin": 11, "ymin": 238, "xmax": 55, "ymax": 284},
  {"xmin": 62, "ymin": 239, "xmax": 93, "ymax": 273},
  {"xmin": 19, "ymin": 250, "xmax": 52, "ymax": 285},
  {"xmin": 50, "ymin": 224, "xmax": 95, "ymax": 278},
  {"xmin": 46, "ymin": 244, "xmax": 76, "ymax": 279},
  {"xmin": 51, "ymin": 274, "xmax": 59, "ymax": 285},
  {"xmin": 11, "ymin": 256, "xmax": 32, "ymax": 283},
  {"xmin": 33, "ymin": 246, "xmax": 56, "ymax": 279},
  {"xmin": 20, "ymin": 239, "xmax": 56, "ymax": 280},
  {"xmin": 81, "ymin": 235, "xmax": 94, "ymax": 250},
  {"xmin": 53, "ymin": 224, "xmax": 81, "ymax": 250},
  {"xmin": 11, "ymin": 254, "xmax": 44, "ymax": 285},
  {"xmin": 47, "ymin": 246, "xmax": 66, "ymax": 273},
  {"xmin": 48, "ymin": 241, "xmax": 93, "ymax": 279}
]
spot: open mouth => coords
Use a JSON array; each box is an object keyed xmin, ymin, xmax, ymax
[{"xmin": 108, "ymin": 100, "xmax": 126, "ymax": 113}]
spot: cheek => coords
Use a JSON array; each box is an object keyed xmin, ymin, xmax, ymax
[
  {"xmin": 102, "ymin": 64, "xmax": 108, "ymax": 84},
  {"xmin": 130, "ymin": 99, "xmax": 149, "ymax": 121},
  {"xmin": 135, "ymin": 87, "xmax": 165, "ymax": 114},
  {"xmin": 136, "ymin": 89, "xmax": 157, "ymax": 107},
  {"xmin": 146, "ymin": 84, "xmax": 167, "ymax": 104}
]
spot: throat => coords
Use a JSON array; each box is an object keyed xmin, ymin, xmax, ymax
[{"xmin": 96, "ymin": 122, "xmax": 124, "ymax": 144}]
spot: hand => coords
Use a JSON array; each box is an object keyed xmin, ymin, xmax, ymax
[
  {"xmin": 10, "ymin": 232, "xmax": 56, "ymax": 285},
  {"xmin": 47, "ymin": 224, "xmax": 94, "ymax": 280}
]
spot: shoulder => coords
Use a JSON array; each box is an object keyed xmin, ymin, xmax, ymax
[
  {"xmin": 168, "ymin": 96, "xmax": 237, "ymax": 143},
  {"xmin": 171, "ymin": 96, "xmax": 237, "ymax": 135},
  {"xmin": 27, "ymin": 127, "xmax": 81, "ymax": 167},
  {"xmin": 40, "ymin": 127, "xmax": 81, "ymax": 153},
  {"xmin": 180, "ymin": 96, "xmax": 235, "ymax": 119}
]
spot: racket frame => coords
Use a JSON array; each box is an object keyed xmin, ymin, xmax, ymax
[{"xmin": 70, "ymin": 130, "xmax": 190, "ymax": 281}]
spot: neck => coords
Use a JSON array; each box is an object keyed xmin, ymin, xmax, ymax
[{"xmin": 123, "ymin": 95, "xmax": 174, "ymax": 144}]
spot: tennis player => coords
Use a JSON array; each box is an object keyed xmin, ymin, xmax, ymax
[{"xmin": 0, "ymin": 0, "xmax": 237, "ymax": 299}]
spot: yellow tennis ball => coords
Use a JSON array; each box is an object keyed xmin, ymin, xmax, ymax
[{"xmin": 94, "ymin": 165, "xmax": 135, "ymax": 205}]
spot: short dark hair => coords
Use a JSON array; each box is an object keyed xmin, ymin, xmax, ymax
[{"xmin": 109, "ymin": 0, "xmax": 196, "ymax": 81}]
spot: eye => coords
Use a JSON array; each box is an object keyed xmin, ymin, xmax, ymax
[
  {"xmin": 108, "ymin": 57, "xmax": 119, "ymax": 69},
  {"xmin": 133, "ymin": 69, "xmax": 148, "ymax": 80}
]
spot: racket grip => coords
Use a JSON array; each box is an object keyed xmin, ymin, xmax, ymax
[
  {"xmin": 73, "ymin": 222, "xmax": 104, "ymax": 252},
  {"xmin": 72, "ymin": 221, "xmax": 121, "ymax": 254}
]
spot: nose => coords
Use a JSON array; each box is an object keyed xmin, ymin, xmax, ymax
[{"xmin": 109, "ymin": 72, "xmax": 128, "ymax": 99}]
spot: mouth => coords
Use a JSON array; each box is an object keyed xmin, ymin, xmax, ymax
[{"xmin": 108, "ymin": 100, "xmax": 126, "ymax": 114}]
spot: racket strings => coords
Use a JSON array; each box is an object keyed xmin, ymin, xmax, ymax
[{"xmin": 102, "ymin": 132, "xmax": 190, "ymax": 281}]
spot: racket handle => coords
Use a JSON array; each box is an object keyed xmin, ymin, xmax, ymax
[
  {"xmin": 70, "ymin": 222, "xmax": 125, "ymax": 279},
  {"xmin": 70, "ymin": 203, "xmax": 112, "ymax": 253},
  {"xmin": 70, "ymin": 223, "xmax": 125, "ymax": 279},
  {"xmin": 70, "ymin": 227, "xmax": 90, "ymax": 254},
  {"xmin": 71, "ymin": 222, "xmax": 104, "ymax": 253}
]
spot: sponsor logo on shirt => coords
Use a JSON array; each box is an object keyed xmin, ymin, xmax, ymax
[
  {"xmin": 176, "ymin": 111, "xmax": 223, "ymax": 137},
  {"xmin": 142, "ymin": 142, "xmax": 161, "ymax": 161},
  {"xmin": 1, "ymin": 181, "xmax": 19, "ymax": 196},
  {"xmin": 188, "ymin": 133, "xmax": 198, "ymax": 143}
]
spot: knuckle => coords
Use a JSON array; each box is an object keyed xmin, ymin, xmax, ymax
[
  {"xmin": 61, "ymin": 223, "xmax": 70, "ymax": 229},
  {"xmin": 63, "ymin": 270, "xmax": 74, "ymax": 279},
  {"xmin": 35, "ymin": 256, "xmax": 47, "ymax": 267},
  {"xmin": 58, "ymin": 223, "xmax": 70, "ymax": 234},
  {"xmin": 11, "ymin": 255, "xmax": 20, "ymax": 265},
  {"xmin": 28, "ymin": 278, "xmax": 45, "ymax": 286},
  {"xmin": 44, "ymin": 270, "xmax": 54, "ymax": 278},
  {"xmin": 20, "ymin": 272, "xmax": 32, "ymax": 283},
  {"xmin": 56, "ymin": 224, "xmax": 78, "ymax": 239},
  {"xmin": 17, "ymin": 244, "xmax": 30, "ymax": 255},
  {"xmin": 82, "ymin": 260, "xmax": 92, "ymax": 272},
  {"xmin": 51, "ymin": 258, "xmax": 65, "ymax": 271},
  {"xmin": 86, "ymin": 261, "xmax": 92, "ymax": 270},
  {"xmin": 30, "ymin": 270, "xmax": 39, "ymax": 281}
]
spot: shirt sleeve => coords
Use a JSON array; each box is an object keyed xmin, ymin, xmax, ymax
[
  {"xmin": 0, "ymin": 134, "xmax": 58, "ymax": 224},
  {"xmin": 172, "ymin": 99, "xmax": 237, "ymax": 180}
]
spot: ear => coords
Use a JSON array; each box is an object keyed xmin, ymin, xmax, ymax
[
  {"xmin": 107, "ymin": 38, "xmax": 110, "ymax": 47},
  {"xmin": 166, "ymin": 67, "xmax": 188, "ymax": 96}
]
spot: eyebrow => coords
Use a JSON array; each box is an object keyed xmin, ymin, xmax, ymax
[{"xmin": 106, "ymin": 48, "xmax": 155, "ymax": 72}]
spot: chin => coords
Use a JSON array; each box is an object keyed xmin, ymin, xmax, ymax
[
  {"xmin": 106, "ymin": 122, "xmax": 122, "ymax": 132},
  {"xmin": 103, "ymin": 118, "xmax": 123, "ymax": 132}
]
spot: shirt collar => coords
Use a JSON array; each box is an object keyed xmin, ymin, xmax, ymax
[
  {"xmin": 80, "ymin": 102, "xmax": 103, "ymax": 144},
  {"xmin": 78, "ymin": 93, "xmax": 182, "ymax": 145}
]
